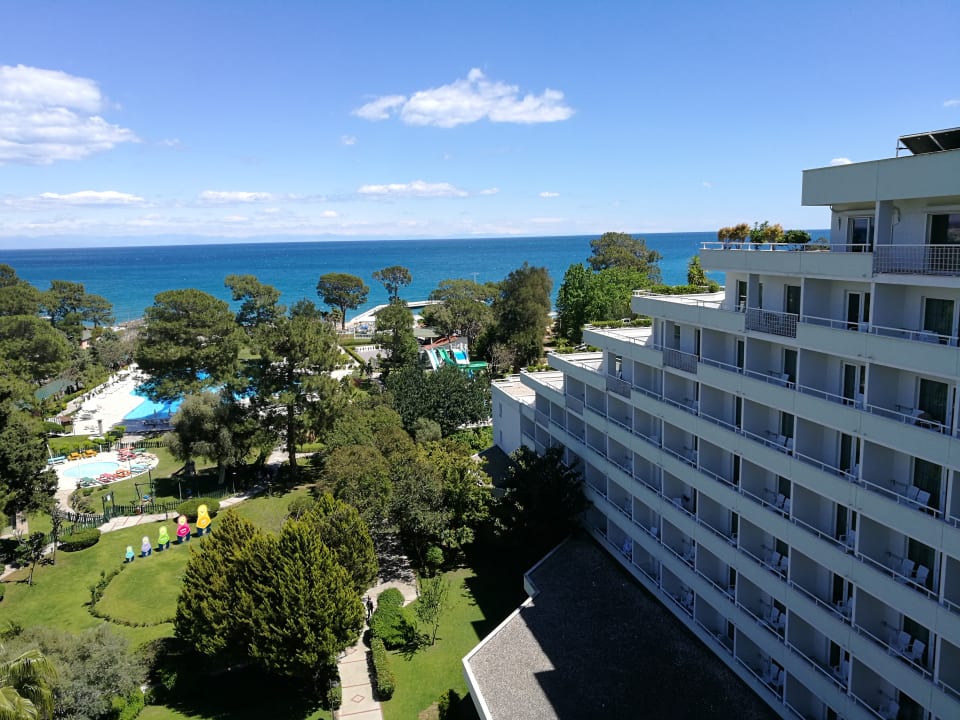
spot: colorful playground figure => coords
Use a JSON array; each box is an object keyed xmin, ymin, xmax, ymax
[
  {"xmin": 157, "ymin": 526, "xmax": 170, "ymax": 551},
  {"xmin": 124, "ymin": 545, "xmax": 135, "ymax": 563},
  {"xmin": 141, "ymin": 536, "xmax": 152, "ymax": 557},
  {"xmin": 196, "ymin": 504, "xmax": 211, "ymax": 535},
  {"xmin": 176, "ymin": 515, "xmax": 191, "ymax": 543}
]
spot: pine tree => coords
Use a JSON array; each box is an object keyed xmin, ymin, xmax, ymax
[{"xmin": 304, "ymin": 494, "xmax": 379, "ymax": 594}]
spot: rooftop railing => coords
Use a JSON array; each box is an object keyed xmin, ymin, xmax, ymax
[{"xmin": 700, "ymin": 241, "xmax": 867, "ymax": 253}]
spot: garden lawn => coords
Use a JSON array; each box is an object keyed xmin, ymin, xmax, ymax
[
  {"xmin": 230, "ymin": 486, "xmax": 311, "ymax": 533},
  {"xmin": 383, "ymin": 566, "xmax": 525, "ymax": 720}
]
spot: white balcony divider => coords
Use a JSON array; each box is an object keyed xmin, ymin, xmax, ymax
[{"xmin": 874, "ymin": 244, "xmax": 960, "ymax": 276}]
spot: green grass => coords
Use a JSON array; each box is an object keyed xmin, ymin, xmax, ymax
[
  {"xmin": 382, "ymin": 565, "xmax": 525, "ymax": 720},
  {"xmin": 230, "ymin": 486, "xmax": 310, "ymax": 533},
  {"xmin": 96, "ymin": 542, "xmax": 187, "ymax": 625}
]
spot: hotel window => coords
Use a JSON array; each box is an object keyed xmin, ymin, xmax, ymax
[
  {"xmin": 917, "ymin": 377, "xmax": 949, "ymax": 425},
  {"xmin": 923, "ymin": 297, "xmax": 955, "ymax": 339}
]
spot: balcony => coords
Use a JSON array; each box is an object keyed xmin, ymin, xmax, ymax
[
  {"xmin": 631, "ymin": 291, "xmax": 746, "ymax": 333},
  {"xmin": 663, "ymin": 347, "xmax": 698, "ymax": 374},
  {"xmin": 699, "ymin": 241, "xmax": 875, "ymax": 279},
  {"xmin": 745, "ymin": 307, "xmax": 798, "ymax": 338},
  {"xmin": 874, "ymin": 244, "xmax": 960, "ymax": 276}
]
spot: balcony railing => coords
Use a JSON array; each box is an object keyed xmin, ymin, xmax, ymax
[
  {"xmin": 874, "ymin": 244, "xmax": 960, "ymax": 276},
  {"xmin": 564, "ymin": 394, "xmax": 584, "ymax": 415},
  {"xmin": 605, "ymin": 373, "xmax": 632, "ymax": 398},
  {"xmin": 745, "ymin": 307, "xmax": 798, "ymax": 338},
  {"xmin": 663, "ymin": 347, "xmax": 699, "ymax": 373}
]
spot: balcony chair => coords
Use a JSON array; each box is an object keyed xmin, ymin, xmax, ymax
[
  {"xmin": 839, "ymin": 530, "xmax": 857, "ymax": 552},
  {"xmin": 777, "ymin": 555, "xmax": 790, "ymax": 576},
  {"xmin": 773, "ymin": 668, "xmax": 785, "ymax": 692},
  {"xmin": 895, "ymin": 558, "xmax": 916, "ymax": 582},
  {"xmin": 912, "ymin": 565, "xmax": 930, "ymax": 588},
  {"xmin": 914, "ymin": 489, "xmax": 931, "ymax": 509},
  {"xmin": 888, "ymin": 630, "xmax": 911, "ymax": 656},
  {"xmin": 831, "ymin": 659, "xmax": 850, "ymax": 685},
  {"xmin": 878, "ymin": 699, "xmax": 899, "ymax": 720},
  {"xmin": 906, "ymin": 639, "xmax": 926, "ymax": 664},
  {"xmin": 764, "ymin": 549, "xmax": 782, "ymax": 570},
  {"xmin": 648, "ymin": 526, "xmax": 659, "ymax": 540},
  {"xmin": 834, "ymin": 597, "xmax": 852, "ymax": 619}
]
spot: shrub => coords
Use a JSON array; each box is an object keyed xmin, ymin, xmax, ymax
[
  {"xmin": 60, "ymin": 528, "xmax": 101, "ymax": 552},
  {"xmin": 424, "ymin": 545, "xmax": 444, "ymax": 575},
  {"xmin": 287, "ymin": 496, "xmax": 316, "ymax": 520},
  {"xmin": 370, "ymin": 589, "xmax": 411, "ymax": 649},
  {"xmin": 370, "ymin": 637, "xmax": 395, "ymax": 700},
  {"xmin": 176, "ymin": 498, "xmax": 220, "ymax": 521},
  {"xmin": 438, "ymin": 688, "xmax": 462, "ymax": 719},
  {"xmin": 0, "ymin": 583, "xmax": 5, "ymax": 602},
  {"xmin": 113, "ymin": 689, "xmax": 145, "ymax": 720},
  {"xmin": 326, "ymin": 678, "xmax": 342, "ymax": 711}
]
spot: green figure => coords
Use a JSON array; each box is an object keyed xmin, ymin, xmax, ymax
[{"xmin": 158, "ymin": 526, "xmax": 170, "ymax": 551}]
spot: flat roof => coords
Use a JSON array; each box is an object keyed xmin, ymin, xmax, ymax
[{"xmin": 465, "ymin": 535, "xmax": 778, "ymax": 720}]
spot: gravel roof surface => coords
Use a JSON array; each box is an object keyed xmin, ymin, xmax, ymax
[{"xmin": 467, "ymin": 535, "xmax": 779, "ymax": 720}]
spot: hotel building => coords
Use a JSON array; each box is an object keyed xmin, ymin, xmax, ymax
[{"xmin": 488, "ymin": 129, "xmax": 960, "ymax": 720}]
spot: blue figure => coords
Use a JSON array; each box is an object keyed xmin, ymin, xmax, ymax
[{"xmin": 125, "ymin": 545, "xmax": 135, "ymax": 563}]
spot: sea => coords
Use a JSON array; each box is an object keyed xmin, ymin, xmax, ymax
[{"xmin": 2, "ymin": 232, "xmax": 828, "ymax": 323}]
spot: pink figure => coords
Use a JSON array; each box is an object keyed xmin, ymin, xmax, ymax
[{"xmin": 176, "ymin": 515, "xmax": 191, "ymax": 543}]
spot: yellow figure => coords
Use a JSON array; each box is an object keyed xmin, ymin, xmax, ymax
[{"xmin": 197, "ymin": 504, "xmax": 211, "ymax": 535}]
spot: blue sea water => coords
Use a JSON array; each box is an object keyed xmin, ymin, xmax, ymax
[{"xmin": 3, "ymin": 232, "xmax": 827, "ymax": 322}]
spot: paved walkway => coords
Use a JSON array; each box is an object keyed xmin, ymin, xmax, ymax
[{"xmin": 335, "ymin": 548, "xmax": 418, "ymax": 720}]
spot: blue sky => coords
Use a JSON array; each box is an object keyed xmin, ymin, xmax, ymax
[{"xmin": 1, "ymin": 0, "xmax": 958, "ymax": 246}]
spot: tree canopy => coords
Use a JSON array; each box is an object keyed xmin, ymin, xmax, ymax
[
  {"xmin": 372, "ymin": 266, "xmax": 412, "ymax": 300},
  {"xmin": 587, "ymin": 232, "xmax": 662, "ymax": 283},
  {"xmin": 135, "ymin": 289, "xmax": 241, "ymax": 402},
  {"xmin": 423, "ymin": 278, "xmax": 495, "ymax": 349},
  {"xmin": 489, "ymin": 263, "xmax": 553, "ymax": 368},
  {"xmin": 316, "ymin": 273, "xmax": 368, "ymax": 330},
  {"xmin": 225, "ymin": 274, "xmax": 284, "ymax": 333},
  {"xmin": 374, "ymin": 299, "xmax": 419, "ymax": 375}
]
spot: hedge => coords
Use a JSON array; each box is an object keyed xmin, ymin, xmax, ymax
[
  {"xmin": 370, "ymin": 637, "xmax": 395, "ymax": 700},
  {"xmin": 176, "ymin": 498, "xmax": 220, "ymax": 521},
  {"xmin": 370, "ymin": 588, "xmax": 411, "ymax": 649},
  {"xmin": 59, "ymin": 528, "xmax": 101, "ymax": 552}
]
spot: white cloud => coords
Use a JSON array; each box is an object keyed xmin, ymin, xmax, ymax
[
  {"xmin": 944, "ymin": 99, "xmax": 960, "ymax": 107},
  {"xmin": 478, "ymin": 187, "xmax": 500, "ymax": 195},
  {"xmin": 539, "ymin": 191, "xmax": 559, "ymax": 198},
  {"xmin": 0, "ymin": 64, "xmax": 138, "ymax": 164},
  {"xmin": 320, "ymin": 210, "xmax": 338, "ymax": 218},
  {"xmin": 199, "ymin": 190, "xmax": 275, "ymax": 204},
  {"xmin": 358, "ymin": 180, "xmax": 468, "ymax": 198},
  {"xmin": 340, "ymin": 134, "xmax": 357, "ymax": 146},
  {"xmin": 701, "ymin": 181, "xmax": 713, "ymax": 189},
  {"xmin": 159, "ymin": 138, "xmax": 182, "ymax": 148},
  {"xmin": 829, "ymin": 157, "xmax": 853, "ymax": 166},
  {"xmin": 529, "ymin": 217, "xmax": 564, "ymax": 224},
  {"xmin": 37, "ymin": 190, "xmax": 145, "ymax": 206},
  {"xmin": 222, "ymin": 215, "xmax": 249, "ymax": 222},
  {"xmin": 353, "ymin": 68, "xmax": 574, "ymax": 128},
  {"xmin": 353, "ymin": 95, "xmax": 406, "ymax": 121}
]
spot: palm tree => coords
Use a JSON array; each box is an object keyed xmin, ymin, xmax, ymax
[{"xmin": 0, "ymin": 646, "xmax": 56, "ymax": 720}]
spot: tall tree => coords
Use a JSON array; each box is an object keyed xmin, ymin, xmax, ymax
[
  {"xmin": 0, "ymin": 399, "xmax": 57, "ymax": 526},
  {"xmin": 498, "ymin": 446, "xmax": 588, "ymax": 555},
  {"xmin": 304, "ymin": 494, "xmax": 378, "ymax": 594},
  {"xmin": 249, "ymin": 300, "xmax": 341, "ymax": 476},
  {"xmin": 42, "ymin": 280, "xmax": 86, "ymax": 329},
  {"xmin": 81, "ymin": 294, "xmax": 114, "ymax": 327},
  {"xmin": 246, "ymin": 520, "xmax": 364, "ymax": 687},
  {"xmin": 587, "ymin": 231, "xmax": 662, "ymax": 283},
  {"xmin": 372, "ymin": 266, "xmax": 412, "ymax": 300},
  {"xmin": 0, "ymin": 645, "xmax": 56, "ymax": 720},
  {"xmin": 385, "ymin": 365, "xmax": 490, "ymax": 436},
  {"xmin": 0, "ymin": 315, "xmax": 71, "ymax": 386},
  {"xmin": 225, "ymin": 274, "xmax": 284, "ymax": 334},
  {"xmin": 0, "ymin": 265, "xmax": 42, "ymax": 318},
  {"xmin": 423, "ymin": 278, "xmax": 495, "ymax": 348},
  {"xmin": 490, "ymin": 263, "xmax": 552, "ymax": 369},
  {"xmin": 316, "ymin": 273, "xmax": 368, "ymax": 330},
  {"xmin": 555, "ymin": 263, "xmax": 594, "ymax": 344},
  {"xmin": 322, "ymin": 444, "xmax": 393, "ymax": 530},
  {"xmin": 166, "ymin": 392, "xmax": 250, "ymax": 485},
  {"xmin": 135, "ymin": 289, "xmax": 241, "ymax": 402},
  {"xmin": 374, "ymin": 299, "xmax": 419, "ymax": 375}
]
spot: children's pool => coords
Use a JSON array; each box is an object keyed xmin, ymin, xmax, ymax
[{"xmin": 64, "ymin": 461, "xmax": 119, "ymax": 478}]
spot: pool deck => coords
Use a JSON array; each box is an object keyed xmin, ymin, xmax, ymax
[
  {"xmin": 51, "ymin": 449, "xmax": 160, "ymax": 507},
  {"xmin": 69, "ymin": 371, "xmax": 148, "ymax": 436}
]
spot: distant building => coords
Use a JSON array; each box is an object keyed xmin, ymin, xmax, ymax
[{"xmin": 488, "ymin": 129, "xmax": 960, "ymax": 719}]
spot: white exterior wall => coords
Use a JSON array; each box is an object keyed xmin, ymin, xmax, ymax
[
  {"xmin": 492, "ymin": 145, "xmax": 960, "ymax": 720},
  {"xmin": 490, "ymin": 377, "xmax": 528, "ymax": 456}
]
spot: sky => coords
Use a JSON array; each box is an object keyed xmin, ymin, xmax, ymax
[{"xmin": 1, "ymin": 0, "xmax": 959, "ymax": 247}]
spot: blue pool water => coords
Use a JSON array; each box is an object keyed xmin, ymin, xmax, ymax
[
  {"xmin": 64, "ymin": 461, "xmax": 119, "ymax": 479},
  {"xmin": 124, "ymin": 396, "xmax": 182, "ymax": 421}
]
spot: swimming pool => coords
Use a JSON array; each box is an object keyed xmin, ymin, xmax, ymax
[
  {"xmin": 124, "ymin": 397, "xmax": 181, "ymax": 421},
  {"xmin": 64, "ymin": 461, "xmax": 119, "ymax": 479}
]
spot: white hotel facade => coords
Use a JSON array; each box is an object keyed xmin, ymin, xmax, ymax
[{"xmin": 491, "ymin": 130, "xmax": 960, "ymax": 720}]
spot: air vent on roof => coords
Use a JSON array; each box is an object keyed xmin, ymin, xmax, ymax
[{"xmin": 897, "ymin": 127, "xmax": 960, "ymax": 156}]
